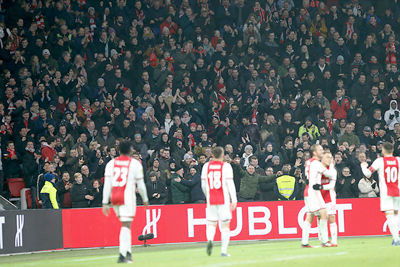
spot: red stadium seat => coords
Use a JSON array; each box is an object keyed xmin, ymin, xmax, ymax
[
  {"xmin": 101, "ymin": 177, "xmax": 105, "ymax": 185},
  {"xmin": 8, "ymin": 178, "xmax": 26, "ymax": 198}
]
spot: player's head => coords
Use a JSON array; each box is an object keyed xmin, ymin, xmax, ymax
[
  {"xmin": 382, "ymin": 142, "xmax": 394, "ymax": 156},
  {"xmin": 119, "ymin": 140, "xmax": 132, "ymax": 156},
  {"xmin": 211, "ymin": 146, "xmax": 224, "ymax": 161},
  {"xmin": 321, "ymin": 152, "xmax": 332, "ymax": 167},
  {"xmin": 310, "ymin": 144, "xmax": 323, "ymax": 160}
]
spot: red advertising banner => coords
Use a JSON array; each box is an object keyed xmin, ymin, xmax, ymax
[{"xmin": 62, "ymin": 198, "xmax": 389, "ymax": 249}]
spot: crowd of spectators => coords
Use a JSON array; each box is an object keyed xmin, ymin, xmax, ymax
[{"xmin": 0, "ymin": 0, "xmax": 396, "ymax": 208}]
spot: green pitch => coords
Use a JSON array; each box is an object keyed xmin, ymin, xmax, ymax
[{"xmin": 0, "ymin": 237, "xmax": 399, "ymax": 267}]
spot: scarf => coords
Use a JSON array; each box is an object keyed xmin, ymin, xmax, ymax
[
  {"xmin": 345, "ymin": 22, "xmax": 354, "ymax": 39},
  {"xmin": 386, "ymin": 42, "xmax": 397, "ymax": 64},
  {"xmin": 7, "ymin": 148, "xmax": 16, "ymax": 158},
  {"xmin": 254, "ymin": 7, "xmax": 266, "ymax": 24}
]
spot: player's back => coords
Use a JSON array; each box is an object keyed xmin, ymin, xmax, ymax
[
  {"xmin": 201, "ymin": 160, "xmax": 233, "ymax": 206},
  {"xmin": 370, "ymin": 157, "xmax": 400, "ymax": 197},
  {"xmin": 105, "ymin": 155, "xmax": 143, "ymax": 206},
  {"xmin": 305, "ymin": 158, "xmax": 324, "ymax": 186}
]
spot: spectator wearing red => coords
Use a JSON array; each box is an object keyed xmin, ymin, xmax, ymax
[
  {"xmin": 41, "ymin": 137, "xmax": 57, "ymax": 162},
  {"xmin": 331, "ymin": 88, "xmax": 350, "ymax": 119}
]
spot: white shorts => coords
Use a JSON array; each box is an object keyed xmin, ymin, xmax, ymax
[
  {"xmin": 380, "ymin": 196, "xmax": 400, "ymax": 212},
  {"xmin": 206, "ymin": 204, "xmax": 231, "ymax": 222},
  {"xmin": 113, "ymin": 202, "xmax": 136, "ymax": 222},
  {"xmin": 326, "ymin": 202, "xmax": 336, "ymax": 215},
  {"xmin": 304, "ymin": 191, "xmax": 326, "ymax": 213}
]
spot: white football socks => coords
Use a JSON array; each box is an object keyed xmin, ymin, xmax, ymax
[
  {"xmin": 119, "ymin": 226, "xmax": 131, "ymax": 257},
  {"xmin": 319, "ymin": 219, "xmax": 329, "ymax": 244},
  {"xmin": 302, "ymin": 221, "xmax": 311, "ymax": 245},
  {"xmin": 206, "ymin": 221, "xmax": 217, "ymax": 242},
  {"xmin": 387, "ymin": 214, "xmax": 399, "ymax": 242},
  {"xmin": 330, "ymin": 222, "xmax": 338, "ymax": 245},
  {"xmin": 220, "ymin": 226, "xmax": 230, "ymax": 254}
]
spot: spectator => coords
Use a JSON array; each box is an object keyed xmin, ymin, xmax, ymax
[
  {"xmin": 90, "ymin": 180, "xmax": 103, "ymax": 207},
  {"xmin": 336, "ymin": 167, "xmax": 359, "ymax": 199},
  {"xmin": 180, "ymin": 167, "xmax": 205, "ymax": 203},
  {"xmin": 56, "ymin": 171, "xmax": 72, "ymax": 208},
  {"xmin": 70, "ymin": 173, "xmax": 92, "ymax": 208},
  {"xmin": 384, "ymin": 100, "xmax": 400, "ymax": 130},
  {"xmin": 358, "ymin": 176, "xmax": 379, "ymax": 198},
  {"xmin": 339, "ymin": 124, "xmax": 360, "ymax": 147},
  {"xmin": 232, "ymin": 159, "xmax": 275, "ymax": 202},
  {"xmin": 146, "ymin": 171, "xmax": 168, "ymax": 205},
  {"xmin": 170, "ymin": 165, "xmax": 190, "ymax": 204}
]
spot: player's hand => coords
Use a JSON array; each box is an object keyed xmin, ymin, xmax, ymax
[
  {"xmin": 230, "ymin": 202, "xmax": 237, "ymax": 212},
  {"xmin": 313, "ymin": 184, "xmax": 323, "ymax": 190},
  {"xmin": 360, "ymin": 162, "xmax": 368, "ymax": 168},
  {"xmin": 143, "ymin": 201, "xmax": 149, "ymax": 209},
  {"xmin": 102, "ymin": 205, "xmax": 110, "ymax": 216}
]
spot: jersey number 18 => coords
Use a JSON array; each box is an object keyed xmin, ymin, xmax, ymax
[{"xmin": 208, "ymin": 170, "xmax": 222, "ymax": 189}]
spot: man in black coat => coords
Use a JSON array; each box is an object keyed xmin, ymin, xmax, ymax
[
  {"xmin": 180, "ymin": 167, "xmax": 206, "ymax": 203},
  {"xmin": 146, "ymin": 171, "xmax": 168, "ymax": 205},
  {"xmin": 70, "ymin": 173, "xmax": 93, "ymax": 208}
]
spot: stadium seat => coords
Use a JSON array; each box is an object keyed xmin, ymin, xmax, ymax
[
  {"xmin": 8, "ymin": 178, "xmax": 26, "ymax": 200},
  {"xmin": 20, "ymin": 188, "xmax": 31, "ymax": 209},
  {"xmin": 101, "ymin": 177, "xmax": 105, "ymax": 185}
]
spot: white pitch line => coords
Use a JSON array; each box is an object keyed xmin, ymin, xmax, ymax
[{"xmin": 196, "ymin": 252, "xmax": 348, "ymax": 267}]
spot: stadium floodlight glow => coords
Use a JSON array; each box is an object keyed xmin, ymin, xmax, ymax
[{"xmin": 138, "ymin": 233, "xmax": 154, "ymax": 247}]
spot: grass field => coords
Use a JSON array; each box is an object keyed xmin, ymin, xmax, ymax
[{"xmin": 0, "ymin": 237, "xmax": 399, "ymax": 267}]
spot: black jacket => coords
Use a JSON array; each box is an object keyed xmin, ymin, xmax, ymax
[
  {"xmin": 146, "ymin": 179, "xmax": 168, "ymax": 205},
  {"xmin": 180, "ymin": 173, "xmax": 205, "ymax": 202},
  {"xmin": 70, "ymin": 182, "xmax": 90, "ymax": 208}
]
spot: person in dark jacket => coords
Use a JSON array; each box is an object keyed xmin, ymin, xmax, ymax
[
  {"xmin": 70, "ymin": 172, "xmax": 93, "ymax": 208},
  {"xmin": 170, "ymin": 165, "xmax": 190, "ymax": 204},
  {"xmin": 90, "ymin": 179, "xmax": 102, "ymax": 207},
  {"xmin": 180, "ymin": 167, "xmax": 206, "ymax": 203},
  {"xmin": 258, "ymin": 167, "xmax": 276, "ymax": 201},
  {"xmin": 146, "ymin": 171, "xmax": 168, "ymax": 205},
  {"xmin": 336, "ymin": 167, "xmax": 359, "ymax": 198},
  {"xmin": 55, "ymin": 171, "xmax": 72, "ymax": 208}
]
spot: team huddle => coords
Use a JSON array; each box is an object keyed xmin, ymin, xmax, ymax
[{"xmin": 101, "ymin": 140, "xmax": 400, "ymax": 263}]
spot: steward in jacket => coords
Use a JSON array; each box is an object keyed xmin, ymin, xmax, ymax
[{"xmin": 40, "ymin": 173, "xmax": 59, "ymax": 209}]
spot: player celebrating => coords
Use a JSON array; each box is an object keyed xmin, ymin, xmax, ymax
[
  {"xmin": 318, "ymin": 152, "xmax": 338, "ymax": 246},
  {"xmin": 201, "ymin": 147, "xmax": 237, "ymax": 257},
  {"xmin": 361, "ymin": 142, "xmax": 400, "ymax": 246},
  {"xmin": 302, "ymin": 145, "xmax": 336, "ymax": 248},
  {"xmin": 102, "ymin": 140, "xmax": 149, "ymax": 263}
]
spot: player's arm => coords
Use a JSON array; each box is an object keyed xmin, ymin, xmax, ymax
[
  {"xmin": 201, "ymin": 163, "xmax": 208, "ymax": 197},
  {"xmin": 224, "ymin": 164, "xmax": 237, "ymax": 210},
  {"xmin": 322, "ymin": 164, "xmax": 337, "ymax": 190},
  {"xmin": 321, "ymin": 164, "xmax": 337, "ymax": 179},
  {"xmin": 361, "ymin": 159, "xmax": 379, "ymax": 178},
  {"xmin": 135, "ymin": 163, "xmax": 149, "ymax": 204},
  {"xmin": 102, "ymin": 161, "xmax": 113, "ymax": 205}
]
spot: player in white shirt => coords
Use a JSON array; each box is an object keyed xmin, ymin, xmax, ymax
[
  {"xmin": 102, "ymin": 141, "xmax": 149, "ymax": 263},
  {"xmin": 201, "ymin": 147, "xmax": 237, "ymax": 257},
  {"xmin": 317, "ymin": 152, "xmax": 338, "ymax": 246},
  {"xmin": 361, "ymin": 142, "xmax": 400, "ymax": 246},
  {"xmin": 302, "ymin": 145, "xmax": 336, "ymax": 248}
]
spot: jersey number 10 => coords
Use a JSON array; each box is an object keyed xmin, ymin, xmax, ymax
[
  {"xmin": 112, "ymin": 167, "xmax": 128, "ymax": 187},
  {"xmin": 208, "ymin": 170, "xmax": 222, "ymax": 190},
  {"xmin": 385, "ymin": 167, "xmax": 399, "ymax": 183}
]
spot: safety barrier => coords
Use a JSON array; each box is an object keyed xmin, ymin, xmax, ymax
[{"xmin": 0, "ymin": 198, "xmax": 389, "ymax": 254}]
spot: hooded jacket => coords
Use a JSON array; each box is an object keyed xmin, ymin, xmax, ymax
[{"xmin": 384, "ymin": 100, "xmax": 400, "ymax": 130}]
